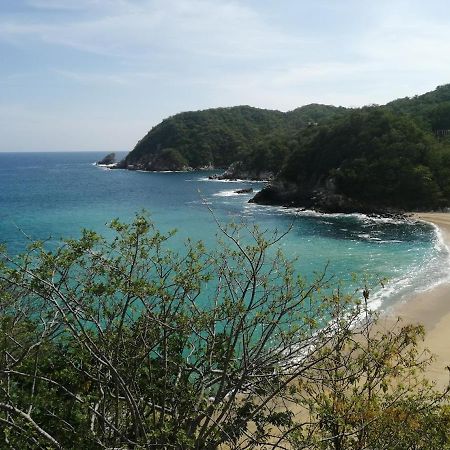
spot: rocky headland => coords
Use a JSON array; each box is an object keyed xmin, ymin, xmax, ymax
[
  {"xmin": 96, "ymin": 152, "xmax": 116, "ymax": 166},
  {"xmin": 112, "ymin": 84, "xmax": 450, "ymax": 214},
  {"xmin": 249, "ymin": 179, "xmax": 408, "ymax": 217}
]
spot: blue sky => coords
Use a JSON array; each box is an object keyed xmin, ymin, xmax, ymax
[{"xmin": 1, "ymin": 0, "xmax": 450, "ymax": 151}]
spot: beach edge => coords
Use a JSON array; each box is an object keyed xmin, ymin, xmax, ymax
[{"xmin": 386, "ymin": 212, "xmax": 450, "ymax": 387}]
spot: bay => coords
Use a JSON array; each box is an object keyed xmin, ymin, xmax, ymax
[{"xmin": 0, "ymin": 151, "xmax": 448, "ymax": 310}]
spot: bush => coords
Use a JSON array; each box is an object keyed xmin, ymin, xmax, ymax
[{"xmin": 0, "ymin": 215, "xmax": 448, "ymax": 449}]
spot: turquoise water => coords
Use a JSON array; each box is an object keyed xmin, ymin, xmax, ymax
[{"xmin": 0, "ymin": 151, "xmax": 448, "ymax": 310}]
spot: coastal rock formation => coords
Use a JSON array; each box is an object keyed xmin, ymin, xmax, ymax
[
  {"xmin": 209, "ymin": 162, "xmax": 274, "ymax": 181},
  {"xmin": 116, "ymin": 148, "xmax": 192, "ymax": 172},
  {"xmin": 96, "ymin": 152, "xmax": 116, "ymax": 165},
  {"xmin": 249, "ymin": 181, "xmax": 388, "ymax": 214}
]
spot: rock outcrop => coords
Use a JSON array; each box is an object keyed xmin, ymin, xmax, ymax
[
  {"xmin": 115, "ymin": 148, "xmax": 192, "ymax": 172},
  {"xmin": 235, "ymin": 188, "xmax": 253, "ymax": 194},
  {"xmin": 250, "ymin": 180, "xmax": 403, "ymax": 215},
  {"xmin": 96, "ymin": 153, "xmax": 116, "ymax": 165},
  {"xmin": 209, "ymin": 162, "xmax": 274, "ymax": 181}
]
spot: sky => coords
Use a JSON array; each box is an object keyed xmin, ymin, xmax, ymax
[{"xmin": 1, "ymin": 0, "xmax": 450, "ymax": 152}]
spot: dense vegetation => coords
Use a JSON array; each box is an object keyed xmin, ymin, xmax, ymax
[
  {"xmin": 120, "ymin": 104, "xmax": 346, "ymax": 171},
  {"xmin": 257, "ymin": 108, "xmax": 450, "ymax": 211},
  {"xmin": 0, "ymin": 215, "xmax": 449, "ymax": 449},
  {"xmin": 121, "ymin": 84, "xmax": 450, "ymax": 212},
  {"xmin": 387, "ymin": 83, "xmax": 450, "ymax": 131}
]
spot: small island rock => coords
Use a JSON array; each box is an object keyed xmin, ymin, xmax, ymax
[{"xmin": 96, "ymin": 153, "xmax": 116, "ymax": 165}]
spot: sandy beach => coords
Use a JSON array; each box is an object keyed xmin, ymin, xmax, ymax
[{"xmin": 386, "ymin": 213, "xmax": 450, "ymax": 388}]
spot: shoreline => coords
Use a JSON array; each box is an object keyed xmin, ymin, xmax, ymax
[{"xmin": 386, "ymin": 212, "xmax": 450, "ymax": 388}]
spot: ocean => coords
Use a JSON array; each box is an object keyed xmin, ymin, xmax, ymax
[{"xmin": 0, "ymin": 151, "xmax": 448, "ymax": 311}]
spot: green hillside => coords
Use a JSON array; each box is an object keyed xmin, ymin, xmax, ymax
[
  {"xmin": 252, "ymin": 85, "xmax": 450, "ymax": 212},
  {"xmin": 119, "ymin": 104, "xmax": 346, "ymax": 171},
  {"xmin": 253, "ymin": 108, "xmax": 450, "ymax": 211},
  {"xmin": 120, "ymin": 84, "xmax": 450, "ymax": 212}
]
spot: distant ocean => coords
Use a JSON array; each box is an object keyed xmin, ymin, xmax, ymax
[{"xmin": 0, "ymin": 151, "xmax": 449, "ymax": 310}]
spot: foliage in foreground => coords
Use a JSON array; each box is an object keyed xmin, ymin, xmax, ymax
[{"xmin": 0, "ymin": 215, "xmax": 449, "ymax": 449}]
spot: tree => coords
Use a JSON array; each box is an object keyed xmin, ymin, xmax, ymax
[
  {"xmin": 288, "ymin": 299, "xmax": 450, "ymax": 450},
  {"xmin": 0, "ymin": 214, "xmax": 448, "ymax": 449},
  {"xmin": 0, "ymin": 214, "xmax": 349, "ymax": 449}
]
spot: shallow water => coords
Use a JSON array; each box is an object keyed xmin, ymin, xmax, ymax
[{"xmin": 0, "ymin": 151, "xmax": 447, "ymax": 310}]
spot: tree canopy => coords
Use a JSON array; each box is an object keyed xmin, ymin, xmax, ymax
[
  {"xmin": 120, "ymin": 84, "xmax": 450, "ymax": 211},
  {"xmin": 121, "ymin": 104, "xmax": 346, "ymax": 171},
  {"xmin": 278, "ymin": 108, "xmax": 450, "ymax": 210}
]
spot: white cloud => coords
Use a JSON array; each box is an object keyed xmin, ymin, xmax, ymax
[
  {"xmin": 54, "ymin": 68, "xmax": 168, "ymax": 86},
  {"xmin": 357, "ymin": 1, "xmax": 450, "ymax": 70},
  {"xmin": 25, "ymin": 0, "xmax": 132, "ymax": 12},
  {"xmin": 55, "ymin": 69, "xmax": 130, "ymax": 86},
  {"xmin": 1, "ymin": 0, "xmax": 304, "ymax": 62}
]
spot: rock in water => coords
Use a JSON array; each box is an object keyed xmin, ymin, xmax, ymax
[{"xmin": 97, "ymin": 153, "xmax": 116, "ymax": 165}]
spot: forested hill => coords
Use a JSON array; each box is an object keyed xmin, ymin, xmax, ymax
[
  {"xmin": 251, "ymin": 84, "xmax": 450, "ymax": 212},
  {"xmin": 117, "ymin": 104, "xmax": 347, "ymax": 171},
  {"xmin": 252, "ymin": 108, "xmax": 450, "ymax": 212},
  {"xmin": 387, "ymin": 84, "xmax": 450, "ymax": 131},
  {"xmin": 117, "ymin": 84, "xmax": 450, "ymax": 212}
]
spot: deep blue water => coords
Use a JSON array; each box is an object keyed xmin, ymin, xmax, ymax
[{"xmin": 0, "ymin": 151, "xmax": 448, "ymax": 310}]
